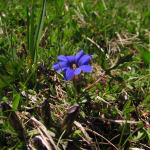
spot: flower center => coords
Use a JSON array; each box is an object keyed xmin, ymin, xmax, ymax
[{"xmin": 72, "ymin": 64, "xmax": 76, "ymax": 70}]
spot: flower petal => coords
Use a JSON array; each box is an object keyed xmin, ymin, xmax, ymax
[
  {"xmin": 52, "ymin": 61, "xmax": 69, "ymax": 70},
  {"xmin": 78, "ymin": 55, "xmax": 92, "ymax": 66},
  {"xmin": 57, "ymin": 67, "xmax": 68, "ymax": 73},
  {"xmin": 74, "ymin": 67, "xmax": 81, "ymax": 75},
  {"xmin": 64, "ymin": 68, "xmax": 75, "ymax": 81},
  {"xmin": 66, "ymin": 56, "xmax": 76, "ymax": 64},
  {"xmin": 75, "ymin": 50, "xmax": 83, "ymax": 64},
  {"xmin": 57, "ymin": 55, "xmax": 68, "ymax": 61},
  {"xmin": 80, "ymin": 65, "xmax": 92, "ymax": 72}
]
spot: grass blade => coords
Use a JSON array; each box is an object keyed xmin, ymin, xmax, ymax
[
  {"xmin": 29, "ymin": 0, "xmax": 34, "ymax": 61},
  {"xmin": 33, "ymin": 0, "xmax": 46, "ymax": 64}
]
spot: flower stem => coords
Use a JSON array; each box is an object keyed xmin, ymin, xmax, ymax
[{"xmin": 73, "ymin": 73, "xmax": 82, "ymax": 95}]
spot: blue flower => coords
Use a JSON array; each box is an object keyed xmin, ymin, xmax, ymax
[{"xmin": 52, "ymin": 50, "xmax": 92, "ymax": 81}]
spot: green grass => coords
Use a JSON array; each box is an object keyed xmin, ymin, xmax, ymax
[{"xmin": 0, "ymin": 0, "xmax": 150, "ymax": 149}]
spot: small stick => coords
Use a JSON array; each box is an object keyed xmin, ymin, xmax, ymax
[
  {"xmin": 84, "ymin": 72, "xmax": 106, "ymax": 90},
  {"xmin": 86, "ymin": 128, "xmax": 118, "ymax": 150},
  {"xmin": 102, "ymin": 0, "xmax": 107, "ymax": 10},
  {"xmin": 74, "ymin": 121, "xmax": 95, "ymax": 150},
  {"xmin": 31, "ymin": 117, "xmax": 60, "ymax": 150},
  {"xmin": 96, "ymin": 96, "xmax": 123, "ymax": 118},
  {"xmin": 89, "ymin": 116, "xmax": 141, "ymax": 125}
]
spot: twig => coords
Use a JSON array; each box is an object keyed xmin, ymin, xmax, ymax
[
  {"xmin": 89, "ymin": 116, "xmax": 141, "ymax": 125},
  {"xmin": 86, "ymin": 128, "xmax": 118, "ymax": 150},
  {"xmin": 96, "ymin": 96, "xmax": 123, "ymax": 118},
  {"xmin": 82, "ymin": 35, "xmax": 104, "ymax": 52},
  {"xmin": 37, "ymin": 130, "xmax": 52, "ymax": 150},
  {"xmin": 140, "ymin": 143, "xmax": 150, "ymax": 149},
  {"xmin": 74, "ymin": 121, "xmax": 96, "ymax": 150},
  {"xmin": 84, "ymin": 72, "xmax": 106, "ymax": 90},
  {"xmin": 134, "ymin": 74, "xmax": 150, "ymax": 83},
  {"xmin": 0, "ymin": 116, "xmax": 7, "ymax": 119},
  {"xmin": 116, "ymin": 32, "xmax": 124, "ymax": 47},
  {"xmin": 102, "ymin": 0, "xmax": 107, "ymax": 10},
  {"xmin": 31, "ymin": 117, "xmax": 60, "ymax": 150}
]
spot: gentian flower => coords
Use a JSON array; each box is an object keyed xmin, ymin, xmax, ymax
[
  {"xmin": 1, "ymin": 102, "xmax": 25, "ymax": 140},
  {"xmin": 60, "ymin": 104, "xmax": 79, "ymax": 137},
  {"xmin": 52, "ymin": 50, "xmax": 92, "ymax": 81}
]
